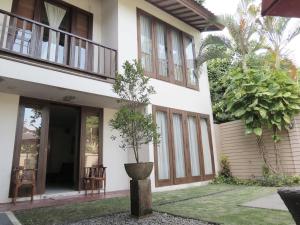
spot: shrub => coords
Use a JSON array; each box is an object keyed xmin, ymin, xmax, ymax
[
  {"xmin": 219, "ymin": 155, "xmax": 232, "ymax": 178},
  {"xmin": 212, "ymin": 165, "xmax": 300, "ymax": 187}
]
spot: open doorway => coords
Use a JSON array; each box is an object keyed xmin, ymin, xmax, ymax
[{"xmin": 46, "ymin": 104, "xmax": 80, "ymax": 194}]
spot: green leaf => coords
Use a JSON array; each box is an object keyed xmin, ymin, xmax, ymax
[
  {"xmin": 245, "ymin": 127, "xmax": 253, "ymax": 134},
  {"xmin": 283, "ymin": 114, "xmax": 291, "ymax": 124},
  {"xmin": 253, "ymin": 127, "xmax": 262, "ymax": 136},
  {"xmin": 233, "ymin": 108, "xmax": 246, "ymax": 117},
  {"xmin": 245, "ymin": 116, "xmax": 254, "ymax": 124}
]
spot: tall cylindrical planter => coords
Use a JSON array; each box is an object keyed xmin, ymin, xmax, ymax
[
  {"xmin": 125, "ymin": 162, "xmax": 153, "ymax": 218},
  {"xmin": 278, "ymin": 187, "xmax": 300, "ymax": 225}
]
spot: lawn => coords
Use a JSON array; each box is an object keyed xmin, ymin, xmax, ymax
[{"xmin": 15, "ymin": 184, "xmax": 295, "ymax": 225}]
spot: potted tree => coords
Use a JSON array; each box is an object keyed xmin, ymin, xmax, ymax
[{"xmin": 110, "ymin": 60, "xmax": 159, "ymax": 217}]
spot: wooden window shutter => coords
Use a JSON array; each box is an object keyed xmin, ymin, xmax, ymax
[
  {"xmin": 71, "ymin": 8, "xmax": 93, "ymax": 39},
  {"xmin": 12, "ymin": 0, "xmax": 36, "ymax": 19},
  {"xmin": 12, "ymin": 0, "xmax": 37, "ymax": 28}
]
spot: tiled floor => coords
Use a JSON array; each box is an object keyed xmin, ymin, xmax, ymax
[{"xmin": 0, "ymin": 190, "xmax": 129, "ymax": 212}]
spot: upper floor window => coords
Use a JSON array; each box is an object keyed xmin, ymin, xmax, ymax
[
  {"xmin": 139, "ymin": 14, "xmax": 153, "ymax": 74},
  {"xmin": 137, "ymin": 10, "xmax": 198, "ymax": 90}
]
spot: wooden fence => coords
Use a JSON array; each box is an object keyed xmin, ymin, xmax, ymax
[{"xmin": 214, "ymin": 115, "xmax": 300, "ymax": 178}]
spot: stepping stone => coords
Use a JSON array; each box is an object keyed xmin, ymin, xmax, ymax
[
  {"xmin": 242, "ymin": 193, "xmax": 288, "ymax": 211},
  {"xmin": 0, "ymin": 212, "xmax": 13, "ymax": 225}
]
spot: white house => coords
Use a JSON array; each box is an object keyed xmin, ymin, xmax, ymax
[{"xmin": 0, "ymin": 0, "xmax": 222, "ymax": 203}]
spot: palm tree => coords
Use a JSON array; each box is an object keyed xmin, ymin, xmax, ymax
[
  {"xmin": 196, "ymin": 0, "xmax": 262, "ymax": 73},
  {"xmin": 257, "ymin": 17, "xmax": 300, "ymax": 71}
]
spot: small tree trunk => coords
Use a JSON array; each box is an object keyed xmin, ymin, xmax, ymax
[
  {"xmin": 256, "ymin": 135, "xmax": 277, "ymax": 174},
  {"xmin": 275, "ymin": 51, "xmax": 281, "ymax": 70},
  {"xmin": 242, "ymin": 59, "xmax": 248, "ymax": 73},
  {"xmin": 272, "ymin": 126, "xmax": 282, "ymax": 173}
]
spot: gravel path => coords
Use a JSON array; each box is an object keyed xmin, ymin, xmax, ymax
[{"xmin": 68, "ymin": 212, "xmax": 213, "ymax": 225}]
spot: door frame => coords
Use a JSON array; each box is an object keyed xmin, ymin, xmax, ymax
[
  {"xmin": 10, "ymin": 97, "xmax": 104, "ymax": 196},
  {"xmin": 79, "ymin": 107, "xmax": 103, "ymax": 190},
  {"xmin": 10, "ymin": 98, "xmax": 50, "ymax": 195}
]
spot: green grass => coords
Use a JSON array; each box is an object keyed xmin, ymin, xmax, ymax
[{"xmin": 15, "ymin": 184, "xmax": 295, "ymax": 225}]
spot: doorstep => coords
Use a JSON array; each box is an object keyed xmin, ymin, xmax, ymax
[{"xmin": 0, "ymin": 190, "xmax": 129, "ymax": 212}]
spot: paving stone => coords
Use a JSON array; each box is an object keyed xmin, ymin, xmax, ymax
[
  {"xmin": 0, "ymin": 213, "xmax": 13, "ymax": 225},
  {"xmin": 242, "ymin": 193, "xmax": 288, "ymax": 211}
]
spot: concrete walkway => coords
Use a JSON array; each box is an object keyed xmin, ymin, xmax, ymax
[
  {"xmin": 242, "ymin": 193, "xmax": 288, "ymax": 211},
  {"xmin": 0, "ymin": 212, "xmax": 22, "ymax": 225}
]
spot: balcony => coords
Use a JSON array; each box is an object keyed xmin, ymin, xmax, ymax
[{"xmin": 0, "ymin": 9, "xmax": 117, "ymax": 80}]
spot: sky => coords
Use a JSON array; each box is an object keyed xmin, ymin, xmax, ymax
[{"xmin": 203, "ymin": 0, "xmax": 300, "ymax": 67}]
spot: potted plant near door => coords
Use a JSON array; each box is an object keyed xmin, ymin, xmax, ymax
[{"xmin": 110, "ymin": 60, "xmax": 159, "ymax": 217}]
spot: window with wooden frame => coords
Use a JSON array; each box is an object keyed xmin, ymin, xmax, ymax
[
  {"xmin": 184, "ymin": 35, "xmax": 198, "ymax": 88},
  {"xmin": 137, "ymin": 9, "xmax": 198, "ymax": 90},
  {"xmin": 153, "ymin": 106, "xmax": 215, "ymax": 187}
]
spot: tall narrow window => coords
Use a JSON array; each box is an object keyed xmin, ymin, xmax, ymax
[
  {"xmin": 200, "ymin": 118, "xmax": 213, "ymax": 175},
  {"xmin": 156, "ymin": 111, "xmax": 170, "ymax": 180},
  {"xmin": 156, "ymin": 22, "xmax": 168, "ymax": 77},
  {"xmin": 184, "ymin": 36, "xmax": 197, "ymax": 86},
  {"xmin": 187, "ymin": 116, "xmax": 201, "ymax": 176},
  {"xmin": 140, "ymin": 14, "xmax": 153, "ymax": 73},
  {"xmin": 171, "ymin": 30, "xmax": 184, "ymax": 82},
  {"xmin": 172, "ymin": 114, "xmax": 186, "ymax": 178},
  {"xmin": 19, "ymin": 107, "xmax": 43, "ymax": 170},
  {"xmin": 84, "ymin": 114, "xmax": 100, "ymax": 167}
]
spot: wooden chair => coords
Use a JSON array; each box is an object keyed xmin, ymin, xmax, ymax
[
  {"xmin": 12, "ymin": 166, "xmax": 36, "ymax": 204},
  {"xmin": 82, "ymin": 165, "xmax": 106, "ymax": 196},
  {"xmin": 83, "ymin": 167, "xmax": 94, "ymax": 196},
  {"xmin": 92, "ymin": 165, "xmax": 107, "ymax": 195}
]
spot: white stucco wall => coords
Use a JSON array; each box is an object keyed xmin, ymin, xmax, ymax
[
  {"xmin": 103, "ymin": 108, "xmax": 130, "ymax": 191},
  {"xmin": 117, "ymin": 0, "xmax": 217, "ymax": 191},
  {"xmin": 0, "ymin": 92, "xmax": 19, "ymax": 203}
]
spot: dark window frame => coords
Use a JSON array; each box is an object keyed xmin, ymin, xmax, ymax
[
  {"xmin": 137, "ymin": 9, "xmax": 199, "ymax": 91},
  {"xmin": 153, "ymin": 106, "xmax": 215, "ymax": 187}
]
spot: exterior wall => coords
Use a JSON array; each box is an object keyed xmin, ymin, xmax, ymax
[
  {"xmin": 0, "ymin": 92, "xmax": 19, "ymax": 203},
  {"xmin": 287, "ymin": 115, "xmax": 300, "ymax": 174},
  {"xmin": 215, "ymin": 120, "xmax": 298, "ymax": 179},
  {"xmin": 118, "ymin": 0, "xmax": 217, "ymax": 191},
  {"xmin": 103, "ymin": 108, "xmax": 130, "ymax": 191}
]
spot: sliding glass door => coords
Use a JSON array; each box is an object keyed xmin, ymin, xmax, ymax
[{"xmin": 153, "ymin": 106, "xmax": 215, "ymax": 187}]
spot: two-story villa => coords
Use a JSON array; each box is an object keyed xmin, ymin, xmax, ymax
[{"xmin": 0, "ymin": 0, "xmax": 222, "ymax": 203}]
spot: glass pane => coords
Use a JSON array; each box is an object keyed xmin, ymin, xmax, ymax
[
  {"xmin": 140, "ymin": 14, "xmax": 153, "ymax": 73},
  {"xmin": 156, "ymin": 111, "xmax": 170, "ymax": 180},
  {"xmin": 187, "ymin": 116, "xmax": 201, "ymax": 176},
  {"xmin": 200, "ymin": 118, "xmax": 213, "ymax": 175},
  {"xmin": 12, "ymin": 27, "xmax": 32, "ymax": 55},
  {"xmin": 185, "ymin": 37, "xmax": 196, "ymax": 85},
  {"xmin": 84, "ymin": 115, "xmax": 99, "ymax": 167},
  {"xmin": 156, "ymin": 22, "xmax": 168, "ymax": 77},
  {"xmin": 74, "ymin": 42, "xmax": 86, "ymax": 69},
  {"xmin": 172, "ymin": 114, "xmax": 186, "ymax": 178},
  {"xmin": 19, "ymin": 107, "xmax": 42, "ymax": 169},
  {"xmin": 171, "ymin": 30, "xmax": 183, "ymax": 81}
]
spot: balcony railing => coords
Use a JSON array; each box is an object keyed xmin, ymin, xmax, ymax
[{"xmin": 0, "ymin": 9, "xmax": 117, "ymax": 80}]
